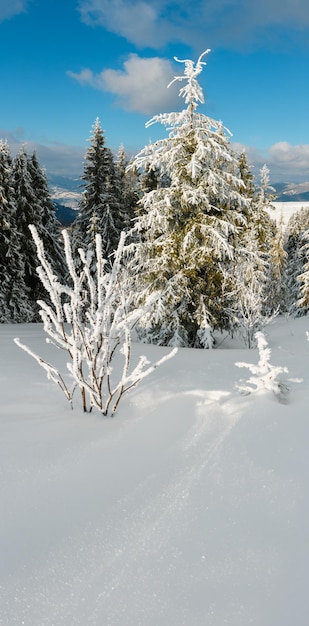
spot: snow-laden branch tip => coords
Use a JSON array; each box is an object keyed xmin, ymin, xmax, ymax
[
  {"xmin": 167, "ymin": 49, "xmax": 211, "ymax": 106},
  {"xmin": 168, "ymin": 49, "xmax": 211, "ymax": 87}
]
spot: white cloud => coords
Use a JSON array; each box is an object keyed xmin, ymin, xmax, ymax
[
  {"xmin": 0, "ymin": 0, "xmax": 29, "ymax": 22},
  {"xmin": 33, "ymin": 143, "xmax": 85, "ymax": 176},
  {"xmin": 77, "ymin": 0, "xmax": 309, "ymax": 50},
  {"xmin": 80, "ymin": 0, "xmax": 162, "ymax": 46},
  {"xmin": 77, "ymin": 0, "xmax": 175, "ymax": 47},
  {"xmin": 68, "ymin": 54, "xmax": 179, "ymax": 114},
  {"xmin": 269, "ymin": 142, "xmax": 309, "ymax": 166},
  {"xmin": 0, "ymin": 128, "xmax": 84, "ymax": 175},
  {"xmin": 67, "ymin": 68, "xmax": 98, "ymax": 87},
  {"xmin": 232, "ymin": 141, "xmax": 309, "ymax": 183},
  {"xmin": 268, "ymin": 142, "xmax": 309, "ymax": 181}
]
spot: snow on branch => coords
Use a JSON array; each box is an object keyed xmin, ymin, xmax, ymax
[
  {"xmin": 167, "ymin": 49, "xmax": 211, "ymax": 107},
  {"xmin": 14, "ymin": 226, "xmax": 176, "ymax": 416},
  {"xmin": 235, "ymin": 331, "xmax": 290, "ymax": 402}
]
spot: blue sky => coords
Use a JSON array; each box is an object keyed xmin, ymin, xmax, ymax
[{"xmin": 1, "ymin": 0, "xmax": 309, "ymax": 183}]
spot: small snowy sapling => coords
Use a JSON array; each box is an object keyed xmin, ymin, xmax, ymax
[{"xmin": 235, "ymin": 331, "xmax": 290, "ymax": 402}]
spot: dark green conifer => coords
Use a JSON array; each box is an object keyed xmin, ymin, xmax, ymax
[
  {"xmin": 13, "ymin": 147, "xmax": 46, "ymax": 317},
  {"xmin": 0, "ymin": 141, "xmax": 32, "ymax": 321},
  {"xmin": 27, "ymin": 152, "xmax": 65, "ymax": 280},
  {"xmin": 72, "ymin": 118, "xmax": 125, "ymax": 267}
]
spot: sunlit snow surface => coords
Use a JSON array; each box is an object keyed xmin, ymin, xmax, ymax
[
  {"xmin": 272, "ymin": 201, "xmax": 309, "ymax": 224},
  {"xmin": 1, "ymin": 316, "xmax": 309, "ymax": 626}
]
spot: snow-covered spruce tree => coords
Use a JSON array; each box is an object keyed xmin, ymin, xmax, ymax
[
  {"xmin": 0, "ymin": 142, "xmax": 11, "ymax": 321},
  {"xmin": 283, "ymin": 207, "xmax": 309, "ymax": 316},
  {"xmin": 297, "ymin": 228, "xmax": 309, "ymax": 313},
  {"xmin": 15, "ymin": 226, "xmax": 176, "ymax": 415},
  {"xmin": 0, "ymin": 141, "xmax": 33, "ymax": 322},
  {"xmin": 242, "ymin": 164, "xmax": 278, "ymax": 294},
  {"xmin": 127, "ymin": 50, "xmax": 250, "ymax": 347},
  {"xmin": 115, "ymin": 144, "xmax": 139, "ymax": 228},
  {"xmin": 250, "ymin": 166, "xmax": 283, "ymax": 317},
  {"xmin": 27, "ymin": 151, "xmax": 65, "ymax": 279},
  {"xmin": 224, "ymin": 227, "xmax": 271, "ymax": 348},
  {"xmin": 12, "ymin": 146, "xmax": 49, "ymax": 319},
  {"xmin": 266, "ymin": 215, "xmax": 286, "ymax": 314},
  {"xmin": 237, "ymin": 151, "xmax": 255, "ymax": 201},
  {"xmin": 225, "ymin": 164, "xmax": 282, "ymax": 346},
  {"xmin": 249, "ymin": 165, "xmax": 276, "ymax": 252},
  {"xmin": 72, "ymin": 118, "xmax": 125, "ymax": 268}
]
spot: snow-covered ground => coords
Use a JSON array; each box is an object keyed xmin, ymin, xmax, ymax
[
  {"xmin": 272, "ymin": 201, "xmax": 309, "ymax": 225},
  {"xmin": 1, "ymin": 316, "xmax": 309, "ymax": 626}
]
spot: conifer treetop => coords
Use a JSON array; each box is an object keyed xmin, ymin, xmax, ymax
[{"xmin": 167, "ymin": 49, "xmax": 211, "ymax": 109}]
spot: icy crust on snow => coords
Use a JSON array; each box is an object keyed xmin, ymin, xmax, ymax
[{"xmin": 0, "ymin": 317, "xmax": 309, "ymax": 625}]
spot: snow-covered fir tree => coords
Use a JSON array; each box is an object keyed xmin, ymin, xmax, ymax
[
  {"xmin": 0, "ymin": 141, "xmax": 32, "ymax": 322},
  {"xmin": 266, "ymin": 215, "xmax": 286, "ymax": 314},
  {"xmin": 247, "ymin": 165, "xmax": 281, "ymax": 316},
  {"xmin": 297, "ymin": 228, "xmax": 309, "ymax": 313},
  {"xmin": 237, "ymin": 151, "xmax": 255, "ymax": 200},
  {"xmin": 13, "ymin": 147, "xmax": 50, "ymax": 318},
  {"xmin": 224, "ymin": 226, "xmax": 270, "ymax": 348},
  {"xmin": 27, "ymin": 151, "xmax": 65, "ymax": 280},
  {"xmin": 126, "ymin": 50, "xmax": 251, "ymax": 347},
  {"xmin": 221, "ymin": 158, "xmax": 269, "ymax": 343},
  {"xmin": 72, "ymin": 118, "xmax": 125, "ymax": 267},
  {"xmin": 0, "ymin": 140, "xmax": 15, "ymax": 322},
  {"xmin": 115, "ymin": 144, "xmax": 139, "ymax": 228},
  {"xmin": 250, "ymin": 165, "xmax": 277, "ymax": 254},
  {"xmin": 283, "ymin": 207, "xmax": 309, "ymax": 316}
]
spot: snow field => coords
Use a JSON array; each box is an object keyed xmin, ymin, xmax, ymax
[{"xmin": 0, "ymin": 317, "xmax": 309, "ymax": 625}]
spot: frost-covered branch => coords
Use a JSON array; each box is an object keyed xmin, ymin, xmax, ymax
[
  {"xmin": 167, "ymin": 49, "xmax": 211, "ymax": 108},
  {"xmin": 14, "ymin": 226, "xmax": 176, "ymax": 416},
  {"xmin": 14, "ymin": 337, "xmax": 75, "ymax": 406}
]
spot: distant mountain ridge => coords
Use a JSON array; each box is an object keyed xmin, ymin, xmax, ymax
[
  {"xmin": 48, "ymin": 174, "xmax": 81, "ymax": 208},
  {"xmin": 48, "ymin": 175, "xmax": 81, "ymax": 226},
  {"xmin": 273, "ymin": 181, "xmax": 309, "ymax": 202},
  {"xmin": 48, "ymin": 175, "xmax": 309, "ymax": 204},
  {"xmin": 48, "ymin": 175, "xmax": 309, "ymax": 226},
  {"xmin": 48, "ymin": 174, "xmax": 82, "ymax": 195}
]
